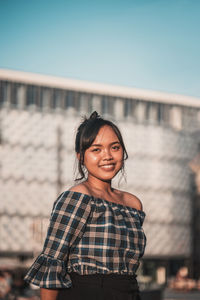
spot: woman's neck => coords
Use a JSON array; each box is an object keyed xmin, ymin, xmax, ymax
[{"xmin": 85, "ymin": 176, "xmax": 113, "ymax": 195}]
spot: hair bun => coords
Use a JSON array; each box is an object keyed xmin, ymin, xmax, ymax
[{"xmin": 89, "ymin": 111, "xmax": 100, "ymax": 120}]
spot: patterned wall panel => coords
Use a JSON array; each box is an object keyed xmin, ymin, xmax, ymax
[
  {"xmin": 117, "ymin": 122, "xmax": 196, "ymax": 257},
  {"xmin": 0, "ymin": 108, "xmax": 197, "ymax": 258}
]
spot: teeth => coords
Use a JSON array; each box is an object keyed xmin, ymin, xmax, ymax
[{"xmin": 101, "ymin": 165, "xmax": 113, "ymax": 168}]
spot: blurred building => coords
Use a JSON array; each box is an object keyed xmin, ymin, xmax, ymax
[{"xmin": 0, "ymin": 69, "xmax": 200, "ymax": 282}]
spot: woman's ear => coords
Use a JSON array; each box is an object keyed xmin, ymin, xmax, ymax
[{"xmin": 77, "ymin": 152, "xmax": 80, "ymax": 161}]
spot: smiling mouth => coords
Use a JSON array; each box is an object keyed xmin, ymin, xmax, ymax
[{"xmin": 99, "ymin": 164, "xmax": 115, "ymax": 170}]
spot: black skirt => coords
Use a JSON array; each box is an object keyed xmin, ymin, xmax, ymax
[{"xmin": 57, "ymin": 272, "xmax": 141, "ymax": 300}]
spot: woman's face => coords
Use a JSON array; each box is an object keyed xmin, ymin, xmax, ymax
[{"xmin": 83, "ymin": 125, "xmax": 123, "ymax": 182}]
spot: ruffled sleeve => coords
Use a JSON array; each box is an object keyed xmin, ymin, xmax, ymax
[
  {"xmin": 137, "ymin": 210, "xmax": 146, "ymax": 226},
  {"xmin": 24, "ymin": 191, "xmax": 91, "ymax": 289}
]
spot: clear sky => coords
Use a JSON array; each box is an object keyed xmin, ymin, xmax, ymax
[{"xmin": 1, "ymin": 0, "xmax": 200, "ymax": 98}]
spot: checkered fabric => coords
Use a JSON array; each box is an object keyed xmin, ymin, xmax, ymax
[{"xmin": 24, "ymin": 190, "xmax": 146, "ymax": 289}]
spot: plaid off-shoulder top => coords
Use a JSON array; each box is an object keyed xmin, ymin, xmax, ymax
[{"xmin": 24, "ymin": 190, "xmax": 146, "ymax": 289}]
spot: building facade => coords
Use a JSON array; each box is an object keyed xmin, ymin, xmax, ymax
[{"xmin": 0, "ymin": 69, "xmax": 200, "ymax": 281}]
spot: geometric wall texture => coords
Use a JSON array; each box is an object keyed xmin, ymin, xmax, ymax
[{"xmin": 0, "ymin": 108, "xmax": 197, "ymax": 257}]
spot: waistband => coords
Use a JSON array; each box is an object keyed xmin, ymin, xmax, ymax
[{"xmin": 69, "ymin": 272, "xmax": 139, "ymax": 291}]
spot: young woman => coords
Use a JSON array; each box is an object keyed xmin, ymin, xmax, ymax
[{"xmin": 25, "ymin": 111, "xmax": 146, "ymax": 300}]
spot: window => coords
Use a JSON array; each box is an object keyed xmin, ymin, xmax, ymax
[
  {"xmin": 124, "ymin": 99, "xmax": 137, "ymax": 118},
  {"xmin": 0, "ymin": 81, "xmax": 8, "ymax": 105},
  {"xmin": 79, "ymin": 93, "xmax": 92, "ymax": 113},
  {"xmin": 145, "ymin": 102, "xmax": 171, "ymax": 125},
  {"xmin": 157, "ymin": 103, "xmax": 163, "ymax": 123},
  {"xmin": 124, "ymin": 99, "xmax": 131, "ymax": 117},
  {"xmin": 65, "ymin": 91, "xmax": 74, "ymax": 108},
  {"xmin": 51, "ymin": 89, "xmax": 63, "ymax": 109},
  {"xmin": 91, "ymin": 95, "xmax": 102, "ymax": 114},
  {"xmin": 39, "ymin": 87, "xmax": 51, "ymax": 109},
  {"xmin": 170, "ymin": 106, "xmax": 182, "ymax": 130},
  {"xmin": 162, "ymin": 104, "xmax": 171, "ymax": 125},
  {"xmin": 182, "ymin": 106, "xmax": 198, "ymax": 130},
  {"xmin": 26, "ymin": 85, "xmax": 39, "ymax": 106},
  {"xmin": 10, "ymin": 83, "xmax": 19, "ymax": 107},
  {"xmin": 101, "ymin": 96, "xmax": 113, "ymax": 116},
  {"xmin": 64, "ymin": 90, "xmax": 79, "ymax": 111},
  {"xmin": 135, "ymin": 100, "xmax": 147, "ymax": 123}
]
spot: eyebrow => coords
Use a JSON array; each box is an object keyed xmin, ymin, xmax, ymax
[{"xmin": 91, "ymin": 141, "xmax": 120, "ymax": 147}]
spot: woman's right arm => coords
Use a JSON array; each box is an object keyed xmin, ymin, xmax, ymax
[
  {"xmin": 40, "ymin": 288, "xmax": 59, "ymax": 300},
  {"xmin": 24, "ymin": 191, "xmax": 91, "ymax": 290}
]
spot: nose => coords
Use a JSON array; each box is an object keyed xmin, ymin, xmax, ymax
[{"xmin": 102, "ymin": 148, "xmax": 113, "ymax": 161}]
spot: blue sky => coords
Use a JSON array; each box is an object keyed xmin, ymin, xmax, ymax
[{"xmin": 1, "ymin": 0, "xmax": 200, "ymax": 97}]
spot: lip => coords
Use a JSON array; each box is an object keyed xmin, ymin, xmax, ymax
[
  {"xmin": 99, "ymin": 164, "xmax": 115, "ymax": 171},
  {"xmin": 99, "ymin": 163, "xmax": 115, "ymax": 167}
]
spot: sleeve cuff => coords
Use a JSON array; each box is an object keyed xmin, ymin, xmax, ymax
[{"xmin": 24, "ymin": 253, "xmax": 72, "ymax": 289}]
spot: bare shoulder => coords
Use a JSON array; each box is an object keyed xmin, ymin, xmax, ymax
[
  {"xmin": 121, "ymin": 190, "xmax": 143, "ymax": 211},
  {"xmin": 68, "ymin": 183, "xmax": 90, "ymax": 195}
]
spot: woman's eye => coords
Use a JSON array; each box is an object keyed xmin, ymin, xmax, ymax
[
  {"xmin": 92, "ymin": 148, "xmax": 100, "ymax": 152},
  {"xmin": 112, "ymin": 145, "xmax": 120, "ymax": 150}
]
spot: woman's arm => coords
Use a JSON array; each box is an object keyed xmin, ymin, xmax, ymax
[
  {"xmin": 40, "ymin": 288, "xmax": 59, "ymax": 300},
  {"xmin": 24, "ymin": 191, "xmax": 91, "ymax": 290}
]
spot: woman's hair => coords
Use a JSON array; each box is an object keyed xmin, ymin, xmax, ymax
[{"xmin": 75, "ymin": 111, "xmax": 128, "ymax": 180}]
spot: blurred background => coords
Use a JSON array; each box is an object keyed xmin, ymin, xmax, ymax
[{"xmin": 0, "ymin": 1, "xmax": 200, "ymax": 299}]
